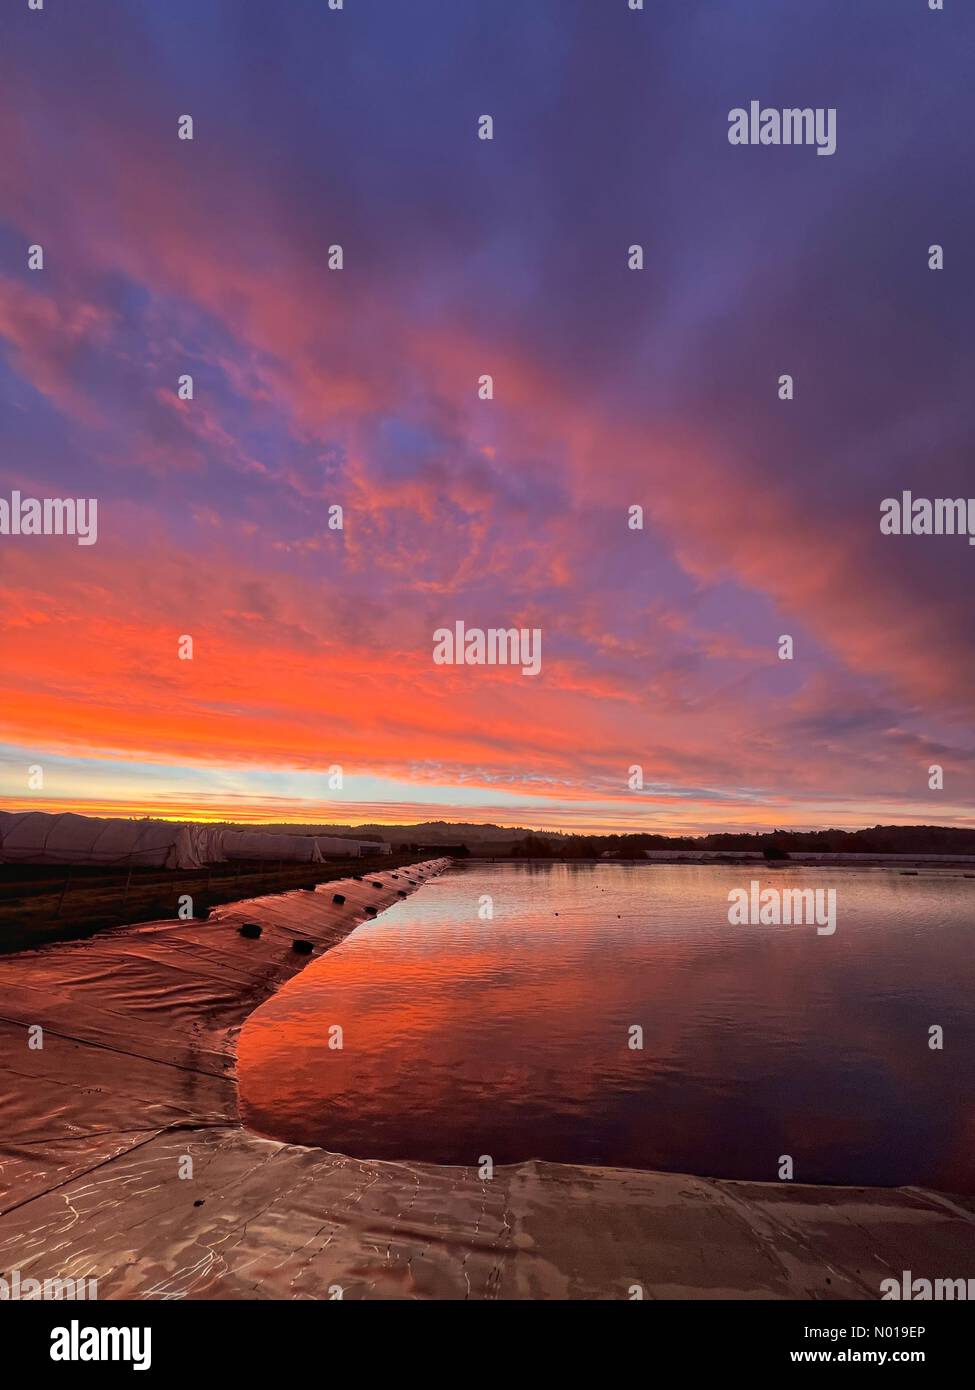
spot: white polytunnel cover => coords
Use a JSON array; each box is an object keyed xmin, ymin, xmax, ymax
[
  {"xmin": 194, "ymin": 824, "xmax": 230, "ymax": 864},
  {"xmin": 313, "ymin": 836, "xmax": 361, "ymax": 858},
  {"xmin": 0, "ymin": 810, "xmax": 205, "ymax": 869},
  {"xmin": 217, "ymin": 830, "xmax": 323, "ymax": 863}
]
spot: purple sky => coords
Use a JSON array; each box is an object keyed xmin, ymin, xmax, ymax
[{"xmin": 0, "ymin": 0, "xmax": 973, "ymax": 832}]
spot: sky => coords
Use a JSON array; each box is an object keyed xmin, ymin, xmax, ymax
[{"xmin": 0, "ymin": 0, "xmax": 973, "ymax": 835}]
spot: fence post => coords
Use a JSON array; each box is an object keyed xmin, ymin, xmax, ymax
[{"xmin": 55, "ymin": 868, "xmax": 73, "ymax": 917}]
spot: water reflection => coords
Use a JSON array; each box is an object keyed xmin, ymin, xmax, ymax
[{"xmin": 238, "ymin": 863, "xmax": 975, "ymax": 1191}]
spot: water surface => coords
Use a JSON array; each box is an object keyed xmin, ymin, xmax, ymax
[{"xmin": 239, "ymin": 863, "xmax": 975, "ymax": 1190}]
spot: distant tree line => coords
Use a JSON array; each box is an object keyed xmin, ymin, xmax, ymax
[{"xmin": 508, "ymin": 825, "xmax": 975, "ymax": 858}]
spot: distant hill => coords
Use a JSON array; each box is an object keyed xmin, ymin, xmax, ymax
[
  {"xmin": 215, "ymin": 821, "xmax": 975, "ymax": 856},
  {"xmin": 220, "ymin": 819, "xmax": 518, "ymax": 843}
]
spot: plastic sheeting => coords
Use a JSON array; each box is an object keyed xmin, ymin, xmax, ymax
[
  {"xmin": 0, "ymin": 810, "xmax": 205, "ymax": 869},
  {"xmin": 216, "ymin": 829, "xmax": 323, "ymax": 863},
  {"xmin": 0, "ymin": 813, "xmax": 400, "ymax": 870},
  {"xmin": 1, "ymin": 857, "xmax": 972, "ymax": 1300},
  {"xmin": 314, "ymin": 836, "xmax": 361, "ymax": 858},
  {"xmin": 194, "ymin": 824, "xmax": 231, "ymax": 864}
]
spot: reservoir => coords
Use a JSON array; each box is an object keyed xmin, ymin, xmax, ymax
[{"xmin": 238, "ymin": 862, "xmax": 975, "ymax": 1191}]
